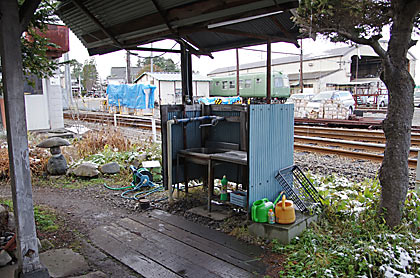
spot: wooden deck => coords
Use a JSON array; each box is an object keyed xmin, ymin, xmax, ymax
[{"xmin": 90, "ymin": 209, "xmax": 265, "ymax": 278}]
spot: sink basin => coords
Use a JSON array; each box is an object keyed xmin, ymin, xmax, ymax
[{"xmin": 178, "ymin": 148, "xmax": 228, "ymax": 164}]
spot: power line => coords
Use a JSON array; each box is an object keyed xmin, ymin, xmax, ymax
[{"xmin": 240, "ymin": 47, "xmax": 300, "ymax": 56}]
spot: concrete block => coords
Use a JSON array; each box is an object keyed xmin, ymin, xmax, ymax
[
  {"xmin": 187, "ymin": 205, "xmax": 231, "ymax": 221},
  {"xmin": 249, "ymin": 212, "xmax": 318, "ymax": 244}
]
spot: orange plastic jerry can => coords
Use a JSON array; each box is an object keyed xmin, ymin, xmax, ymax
[{"xmin": 274, "ymin": 192, "xmax": 296, "ymax": 224}]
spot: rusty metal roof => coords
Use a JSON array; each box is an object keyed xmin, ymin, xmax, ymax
[{"xmin": 56, "ymin": 0, "xmax": 300, "ymax": 56}]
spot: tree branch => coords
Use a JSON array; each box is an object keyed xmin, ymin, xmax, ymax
[
  {"xmin": 316, "ymin": 27, "xmax": 387, "ymax": 59},
  {"xmin": 19, "ymin": 0, "xmax": 42, "ymax": 34},
  {"xmin": 408, "ymin": 39, "xmax": 418, "ymax": 49}
]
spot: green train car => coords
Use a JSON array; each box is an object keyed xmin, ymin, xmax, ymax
[{"xmin": 210, "ymin": 72, "xmax": 290, "ymax": 99}]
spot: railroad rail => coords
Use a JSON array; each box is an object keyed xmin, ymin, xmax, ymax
[
  {"xmin": 295, "ymin": 126, "xmax": 420, "ymax": 146},
  {"xmin": 294, "ymin": 143, "xmax": 417, "ymax": 168}
]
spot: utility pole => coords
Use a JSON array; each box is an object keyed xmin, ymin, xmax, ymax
[
  {"xmin": 300, "ymin": 38, "xmax": 304, "ymax": 94},
  {"xmin": 126, "ymin": 50, "xmax": 131, "ymax": 84},
  {"xmin": 236, "ymin": 48, "xmax": 240, "ymax": 96}
]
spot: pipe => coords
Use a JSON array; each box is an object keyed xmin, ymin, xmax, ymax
[
  {"xmin": 173, "ymin": 115, "xmax": 224, "ymax": 125},
  {"xmin": 167, "ymin": 119, "xmax": 175, "ymax": 202}
]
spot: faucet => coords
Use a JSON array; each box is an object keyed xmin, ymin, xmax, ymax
[{"xmin": 199, "ymin": 117, "xmax": 224, "ymax": 128}]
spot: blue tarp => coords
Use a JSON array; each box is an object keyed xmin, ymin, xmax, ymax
[
  {"xmin": 197, "ymin": 96, "xmax": 242, "ymax": 105},
  {"xmin": 106, "ymin": 84, "xmax": 156, "ymax": 109}
]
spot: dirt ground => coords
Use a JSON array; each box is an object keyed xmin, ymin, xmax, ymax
[{"xmin": 0, "ymin": 177, "xmax": 281, "ymax": 277}]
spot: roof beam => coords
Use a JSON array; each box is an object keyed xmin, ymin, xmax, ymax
[
  {"xmin": 208, "ymin": 27, "xmax": 298, "ymax": 45},
  {"xmin": 19, "ymin": 0, "xmax": 42, "ymax": 33},
  {"xmin": 126, "ymin": 46, "xmax": 181, "ymax": 53},
  {"xmin": 150, "ymin": 0, "xmax": 176, "ymax": 34},
  {"xmin": 182, "ymin": 35, "xmax": 214, "ymax": 58},
  {"xmin": 71, "ymin": 0, "xmax": 123, "ymax": 48},
  {"xmin": 270, "ymin": 16, "xmax": 293, "ymax": 40}
]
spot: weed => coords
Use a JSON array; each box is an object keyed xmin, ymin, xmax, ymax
[
  {"xmin": 72, "ymin": 127, "xmax": 132, "ymax": 158},
  {"xmin": 0, "ymin": 199, "xmax": 58, "ymax": 232},
  {"xmin": 273, "ymin": 175, "xmax": 420, "ymax": 277}
]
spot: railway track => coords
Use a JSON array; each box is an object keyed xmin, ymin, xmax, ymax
[
  {"xmin": 295, "ymin": 126, "xmax": 420, "ymax": 146},
  {"xmin": 66, "ymin": 111, "xmax": 419, "ymax": 168},
  {"xmin": 64, "ymin": 111, "xmax": 161, "ymax": 131}
]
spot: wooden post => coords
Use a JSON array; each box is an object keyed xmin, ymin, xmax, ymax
[
  {"xmin": 236, "ymin": 48, "xmax": 240, "ymax": 96},
  {"xmin": 0, "ymin": 0, "xmax": 49, "ymax": 277},
  {"xmin": 266, "ymin": 40, "xmax": 271, "ymax": 104}
]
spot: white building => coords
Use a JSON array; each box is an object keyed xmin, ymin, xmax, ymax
[
  {"xmin": 208, "ymin": 44, "xmax": 416, "ymax": 94},
  {"xmin": 135, "ymin": 72, "xmax": 211, "ymax": 105},
  {"xmin": 0, "ymin": 71, "xmax": 65, "ymax": 131}
]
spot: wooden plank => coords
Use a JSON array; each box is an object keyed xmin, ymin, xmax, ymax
[
  {"xmin": 128, "ymin": 215, "xmax": 266, "ymax": 274},
  {"xmin": 90, "ymin": 225, "xmax": 182, "ymax": 278},
  {"xmin": 148, "ymin": 210, "xmax": 263, "ymax": 257},
  {"xmin": 240, "ymin": 111, "xmax": 248, "ymax": 151},
  {"xmin": 116, "ymin": 218, "xmax": 255, "ymax": 278}
]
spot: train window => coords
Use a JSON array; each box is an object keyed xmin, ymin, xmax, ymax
[
  {"xmin": 274, "ymin": 77, "xmax": 283, "ymax": 88},
  {"xmin": 256, "ymin": 78, "xmax": 262, "ymax": 83},
  {"xmin": 239, "ymin": 80, "xmax": 244, "ymax": 89},
  {"xmin": 245, "ymin": 79, "xmax": 252, "ymax": 88},
  {"xmin": 229, "ymin": 81, "xmax": 235, "ymax": 89},
  {"xmin": 215, "ymin": 81, "xmax": 220, "ymax": 86},
  {"xmin": 222, "ymin": 81, "xmax": 228, "ymax": 89}
]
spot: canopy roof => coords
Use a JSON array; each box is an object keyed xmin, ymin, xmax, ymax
[{"xmin": 56, "ymin": 0, "xmax": 301, "ymax": 56}]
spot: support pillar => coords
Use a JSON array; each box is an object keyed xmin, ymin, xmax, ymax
[
  {"xmin": 236, "ymin": 48, "xmax": 240, "ymax": 96},
  {"xmin": 0, "ymin": 0, "xmax": 49, "ymax": 277},
  {"xmin": 266, "ymin": 40, "xmax": 271, "ymax": 104},
  {"xmin": 180, "ymin": 43, "xmax": 193, "ymax": 104}
]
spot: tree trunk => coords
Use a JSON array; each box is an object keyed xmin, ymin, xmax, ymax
[{"xmin": 378, "ymin": 0, "xmax": 417, "ymax": 227}]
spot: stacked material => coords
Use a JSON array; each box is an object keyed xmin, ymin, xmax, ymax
[
  {"xmin": 293, "ymin": 99, "xmax": 349, "ymax": 120},
  {"xmin": 293, "ymin": 99, "xmax": 309, "ymax": 118}
]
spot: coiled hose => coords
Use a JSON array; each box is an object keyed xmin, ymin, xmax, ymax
[{"xmin": 103, "ymin": 166, "xmax": 167, "ymax": 202}]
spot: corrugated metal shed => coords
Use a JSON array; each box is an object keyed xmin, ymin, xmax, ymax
[
  {"xmin": 248, "ymin": 104, "xmax": 294, "ymax": 208},
  {"xmin": 56, "ymin": 0, "xmax": 300, "ymax": 56}
]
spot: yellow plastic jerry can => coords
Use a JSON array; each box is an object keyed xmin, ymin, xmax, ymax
[{"xmin": 275, "ymin": 193, "xmax": 296, "ymax": 224}]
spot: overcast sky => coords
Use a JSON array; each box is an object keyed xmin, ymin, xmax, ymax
[{"xmin": 67, "ymin": 29, "xmax": 420, "ymax": 85}]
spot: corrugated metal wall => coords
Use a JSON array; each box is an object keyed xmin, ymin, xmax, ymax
[
  {"xmin": 168, "ymin": 109, "xmax": 203, "ymax": 183},
  {"xmin": 207, "ymin": 111, "xmax": 241, "ymax": 144},
  {"xmin": 208, "ymin": 111, "xmax": 243, "ymax": 183},
  {"xmin": 248, "ymin": 104, "xmax": 294, "ymax": 208},
  {"xmin": 167, "ymin": 108, "xmax": 243, "ymax": 184}
]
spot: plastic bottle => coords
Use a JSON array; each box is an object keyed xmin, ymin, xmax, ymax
[
  {"xmin": 220, "ymin": 175, "xmax": 228, "ymax": 201},
  {"xmin": 268, "ymin": 209, "xmax": 275, "ymax": 224}
]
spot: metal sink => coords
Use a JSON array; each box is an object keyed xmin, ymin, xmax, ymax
[{"xmin": 178, "ymin": 148, "xmax": 228, "ymax": 164}]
